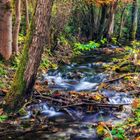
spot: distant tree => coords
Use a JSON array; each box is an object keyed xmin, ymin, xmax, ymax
[
  {"xmin": 130, "ymin": 0, "xmax": 138, "ymax": 40},
  {"xmin": 4, "ymin": 0, "xmax": 54, "ymax": 111},
  {"xmin": 107, "ymin": 0, "xmax": 119, "ymax": 39},
  {"xmin": 86, "ymin": 0, "xmax": 133, "ymax": 39},
  {"xmin": 25, "ymin": 0, "xmax": 30, "ymax": 33},
  {"xmin": 12, "ymin": 0, "xmax": 21, "ymax": 54},
  {"xmin": 118, "ymin": 5, "xmax": 127, "ymax": 39},
  {"xmin": 0, "ymin": 0, "xmax": 12, "ymax": 60}
]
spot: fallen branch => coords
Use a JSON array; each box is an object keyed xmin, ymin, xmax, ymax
[
  {"xmin": 60, "ymin": 103, "xmax": 126, "ymax": 110},
  {"xmin": 104, "ymin": 74, "xmax": 135, "ymax": 83},
  {"xmin": 35, "ymin": 95, "xmax": 68, "ymax": 104},
  {"xmin": 63, "ymin": 108, "xmax": 76, "ymax": 120}
]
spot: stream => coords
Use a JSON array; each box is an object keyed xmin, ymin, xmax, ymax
[{"xmin": 20, "ymin": 49, "xmax": 134, "ymax": 140}]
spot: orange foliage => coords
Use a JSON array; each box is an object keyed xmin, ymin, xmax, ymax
[{"xmin": 86, "ymin": 0, "xmax": 132, "ymax": 6}]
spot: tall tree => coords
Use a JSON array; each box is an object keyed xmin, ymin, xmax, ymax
[
  {"xmin": 107, "ymin": 0, "xmax": 118, "ymax": 39},
  {"xmin": 4, "ymin": 0, "xmax": 54, "ymax": 111},
  {"xmin": 25, "ymin": 0, "xmax": 30, "ymax": 33},
  {"xmin": 86, "ymin": 0, "xmax": 132, "ymax": 40},
  {"xmin": 130, "ymin": 0, "xmax": 138, "ymax": 40},
  {"xmin": 98, "ymin": 4, "xmax": 109, "ymax": 39},
  {"xmin": 118, "ymin": 5, "xmax": 126, "ymax": 39},
  {"xmin": 12, "ymin": 0, "xmax": 21, "ymax": 54},
  {"xmin": 0, "ymin": 0, "xmax": 12, "ymax": 60}
]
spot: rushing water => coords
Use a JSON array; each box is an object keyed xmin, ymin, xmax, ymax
[
  {"xmin": 20, "ymin": 58, "xmax": 134, "ymax": 140},
  {"xmin": 43, "ymin": 63, "xmax": 108, "ymax": 91}
]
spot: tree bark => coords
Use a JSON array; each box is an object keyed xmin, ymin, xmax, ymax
[
  {"xmin": 0, "ymin": 0, "xmax": 12, "ymax": 60},
  {"xmin": 12, "ymin": 0, "xmax": 21, "ymax": 54},
  {"xmin": 107, "ymin": 1, "xmax": 118, "ymax": 39},
  {"xmin": 4, "ymin": 0, "xmax": 54, "ymax": 111},
  {"xmin": 98, "ymin": 4, "xmax": 108, "ymax": 40},
  {"xmin": 130, "ymin": 0, "xmax": 138, "ymax": 41},
  {"xmin": 25, "ymin": 0, "xmax": 30, "ymax": 33},
  {"xmin": 107, "ymin": 6, "xmax": 115, "ymax": 39},
  {"xmin": 118, "ymin": 6, "xmax": 126, "ymax": 39}
]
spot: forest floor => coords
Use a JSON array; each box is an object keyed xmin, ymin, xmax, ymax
[{"xmin": 0, "ymin": 46, "xmax": 140, "ymax": 140}]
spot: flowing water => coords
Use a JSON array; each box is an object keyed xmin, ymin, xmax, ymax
[{"xmin": 20, "ymin": 53, "xmax": 134, "ymax": 140}]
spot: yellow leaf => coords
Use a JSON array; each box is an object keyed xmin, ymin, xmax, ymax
[
  {"xmin": 136, "ymin": 136, "xmax": 140, "ymax": 140},
  {"xmin": 97, "ymin": 125, "xmax": 104, "ymax": 135}
]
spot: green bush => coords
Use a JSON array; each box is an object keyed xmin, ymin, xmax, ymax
[{"xmin": 74, "ymin": 41, "xmax": 100, "ymax": 55}]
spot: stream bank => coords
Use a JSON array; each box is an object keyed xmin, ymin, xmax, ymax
[{"xmin": 0, "ymin": 46, "xmax": 140, "ymax": 140}]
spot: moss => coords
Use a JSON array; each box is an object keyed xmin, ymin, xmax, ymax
[
  {"xmin": 4, "ymin": 19, "xmax": 35, "ymax": 112},
  {"xmin": 18, "ymin": 108, "xmax": 28, "ymax": 116},
  {"xmin": 4, "ymin": 44, "xmax": 29, "ymax": 110},
  {"xmin": 3, "ymin": 1, "xmax": 38, "ymax": 112},
  {"xmin": 130, "ymin": 23, "xmax": 137, "ymax": 41}
]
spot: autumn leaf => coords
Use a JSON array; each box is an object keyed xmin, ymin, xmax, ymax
[
  {"xmin": 0, "ymin": 108, "xmax": 4, "ymax": 115},
  {"xmin": 97, "ymin": 124, "xmax": 105, "ymax": 135},
  {"xmin": 136, "ymin": 136, "xmax": 140, "ymax": 140},
  {"xmin": 90, "ymin": 92, "xmax": 104, "ymax": 101},
  {"xmin": 132, "ymin": 99, "xmax": 140, "ymax": 109}
]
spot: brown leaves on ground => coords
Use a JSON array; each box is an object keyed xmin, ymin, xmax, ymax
[
  {"xmin": 100, "ymin": 74, "xmax": 140, "ymax": 93},
  {"xmin": 0, "ymin": 89, "xmax": 9, "ymax": 95},
  {"xmin": 0, "ymin": 108, "xmax": 4, "ymax": 115},
  {"xmin": 136, "ymin": 136, "xmax": 140, "ymax": 140},
  {"xmin": 97, "ymin": 122, "xmax": 112, "ymax": 136},
  {"xmin": 69, "ymin": 91, "xmax": 106, "ymax": 102},
  {"xmin": 132, "ymin": 99, "xmax": 140, "ymax": 109},
  {"xmin": 34, "ymin": 80, "xmax": 50, "ymax": 93}
]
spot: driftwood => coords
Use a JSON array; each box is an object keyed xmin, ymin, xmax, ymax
[
  {"xmin": 61, "ymin": 103, "xmax": 124, "ymax": 110},
  {"xmin": 63, "ymin": 108, "xmax": 76, "ymax": 120},
  {"xmin": 35, "ymin": 95, "xmax": 68, "ymax": 104},
  {"xmin": 34, "ymin": 93, "xmax": 127, "ymax": 112},
  {"xmin": 104, "ymin": 73, "xmax": 135, "ymax": 83}
]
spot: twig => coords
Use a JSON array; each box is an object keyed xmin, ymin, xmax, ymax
[
  {"xmin": 63, "ymin": 108, "xmax": 76, "ymax": 120},
  {"xmin": 61, "ymin": 103, "xmax": 126, "ymax": 109},
  {"xmin": 35, "ymin": 95, "xmax": 68, "ymax": 104}
]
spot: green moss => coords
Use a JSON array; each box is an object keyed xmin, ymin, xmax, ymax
[
  {"xmin": 18, "ymin": 108, "xmax": 28, "ymax": 116},
  {"xmin": 5, "ymin": 44, "xmax": 29, "ymax": 110},
  {"xmin": 4, "ymin": 18, "xmax": 35, "ymax": 111}
]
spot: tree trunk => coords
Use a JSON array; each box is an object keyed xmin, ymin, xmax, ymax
[
  {"xmin": 98, "ymin": 5, "xmax": 108, "ymax": 40},
  {"xmin": 107, "ymin": 1, "xmax": 118, "ymax": 39},
  {"xmin": 12, "ymin": 0, "xmax": 21, "ymax": 54},
  {"xmin": 0, "ymin": 0, "xmax": 12, "ymax": 60},
  {"xmin": 118, "ymin": 7, "xmax": 126, "ymax": 39},
  {"xmin": 107, "ymin": 6, "xmax": 115, "ymax": 39},
  {"xmin": 88, "ymin": 4, "xmax": 95, "ymax": 40},
  {"xmin": 130, "ymin": 0, "xmax": 138, "ymax": 41},
  {"xmin": 4, "ymin": 0, "xmax": 54, "ymax": 111},
  {"xmin": 25, "ymin": 0, "xmax": 30, "ymax": 33}
]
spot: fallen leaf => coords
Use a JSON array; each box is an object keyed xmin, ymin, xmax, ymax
[
  {"xmin": 0, "ymin": 108, "xmax": 4, "ymax": 115},
  {"xmin": 132, "ymin": 99, "xmax": 140, "ymax": 109},
  {"xmin": 97, "ymin": 124, "xmax": 104, "ymax": 135},
  {"xmin": 136, "ymin": 136, "xmax": 140, "ymax": 140}
]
